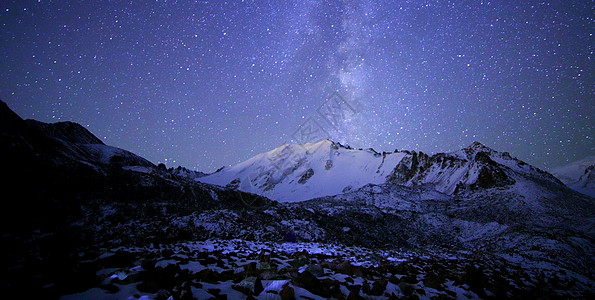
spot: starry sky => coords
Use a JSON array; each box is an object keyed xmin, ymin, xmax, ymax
[{"xmin": 1, "ymin": 1, "xmax": 593, "ymax": 172}]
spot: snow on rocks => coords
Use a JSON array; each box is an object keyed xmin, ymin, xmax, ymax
[{"xmin": 58, "ymin": 239, "xmax": 591, "ymax": 299}]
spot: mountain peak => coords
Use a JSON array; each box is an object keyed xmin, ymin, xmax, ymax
[
  {"xmin": 463, "ymin": 141, "xmax": 498, "ymax": 154},
  {"xmin": 25, "ymin": 119, "xmax": 105, "ymax": 145},
  {"xmin": 305, "ymin": 139, "xmax": 333, "ymax": 148},
  {"xmin": 0, "ymin": 100, "xmax": 24, "ymax": 127},
  {"xmin": 468, "ymin": 141, "xmax": 487, "ymax": 149}
]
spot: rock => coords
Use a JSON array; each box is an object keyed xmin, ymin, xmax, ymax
[
  {"xmin": 329, "ymin": 285, "xmax": 344, "ymax": 299},
  {"xmin": 423, "ymin": 276, "xmax": 445, "ymax": 290},
  {"xmin": 305, "ymin": 264, "xmax": 325, "ymax": 277},
  {"xmin": 284, "ymin": 231, "xmax": 297, "ymax": 242},
  {"xmin": 388, "ymin": 275, "xmax": 400, "ymax": 285},
  {"xmin": 336, "ymin": 261, "xmax": 361, "ymax": 276},
  {"xmin": 362, "ymin": 280, "xmax": 371, "ymax": 294},
  {"xmin": 232, "ymin": 284, "xmax": 252, "ymax": 295},
  {"xmin": 347, "ymin": 284, "xmax": 362, "ymax": 292},
  {"xmin": 346, "ymin": 290, "xmax": 361, "ymax": 300},
  {"xmin": 137, "ymin": 264, "xmax": 185, "ymax": 293},
  {"xmin": 294, "ymin": 271, "xmax": 330, "ymax": 298},
  {"xmin": 254, "ymin": 276, "xmax": 264, "ymax": 295},
  {"xmin": 141, "ymin": 259, "xmax": 156, "ymax": 271},
  {"xmin": 370, "ymin": 279, "xmax": 388, "ymax": 296},
  {"xmin": 172, "ymin": 285, "xmax": 181, "ymax": 298},
  {"xmin": 280, "ymin": 283, "xmax": 295, "ymax": 300},
  {"xmin": 233, "ymin": 277, "xmax": 257, "ymax": 295},
  {"xmin": 402, "ymin": 275, "xmax": 418, "ymax": 284},
  {"xmin": 244, "ymin": 262, "xmax": 258, "ymax": 274},
  {"xmin": 463, "ymin": 265, "xmax": 488, "ymax": 298},
  {"xmin": 196, "ymin": 269, "xmax": 219, "ymax": 283},
  {"xmin": 321, "ymin": 278, "xmax": 342, "ymax": 299},
  {"xmin": 179, "ymin": 289, "xmax": 193, "ymax": 300},
  {"xmin": 398, "ymin": 282, "xmax": 414, "ymax": 296},
  {"xmin": 218, "ymin": 270, "xmax": 236, "ymax": 281},
  {"xmin": 260, "ymin": 271, "xmax": 280, "ymax": 280},
  {"xmin": 161, "ymin": 249, "xmax": 174, "ymax": 258},
  {"xmin": 156, "ymin": 289, "xmax": 171, "ymax": 300},
  {"xmin": 298, "ymin": 169, "xmax": 314, "ymax": 184},
  {"xmin": 257, "ymin": 261, "xmax": 273, "ymax": 271},
  {"xmin": 289, "ymin": 257, "xmax": 309, "ymax": 268},
  {"xmin": 174, "ymin": 281, "xmax": 193, "ymax": 300}
]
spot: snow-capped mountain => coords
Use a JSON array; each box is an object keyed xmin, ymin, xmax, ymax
[
  {"xmin": 198, "ymin": 140, "xmax": 404, "ymax": 201},
  {"xmin": 197, "ymin": 139, "xmax": 565, "ymax": 202},
  {"xmin": 552, "ymin": 156, "xmax": 595, "ymax": 197}
]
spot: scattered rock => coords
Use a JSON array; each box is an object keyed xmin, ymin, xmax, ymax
[
  {"xmin": 280, "ymin": 283, "xmax": 295, "ymax": 300},
  {"xmin": 370, "ymin": 279, "xmax": 387, "ymax": 296},
  {"xmin": 140, "ymin": 259, "xmax": 156, "ymax": 271},
  {"xmin": 155, "ymin": 289, "xmax": 171, "ymax": 300},
  {"xmin": 294, "ymin": 270, "xmax": 330, "ymax": 297},
  {"xmin": 346, "ymin": 289, "xmax": 361, "ymax": 300},
  {"xmin": 305, "ymin": 264, "xmax": 324, "ymax": 277},
  {"xmin": 232, "ymin": 284, "xmax": 252, "ymax": 295},
  {"xmin": 398, "ymin": 282, "xmax": 414, "ymax": 296},
  {"xmin": 254, "ymin": 276, "xmax": 264, "ymax": 295}
]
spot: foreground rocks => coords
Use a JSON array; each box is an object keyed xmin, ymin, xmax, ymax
[{"xmin": 52, "ymin": 239, "xmax": 592, "ymax": 299}]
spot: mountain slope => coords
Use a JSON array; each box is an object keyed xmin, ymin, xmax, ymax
[{"xmin": 552, "ymin": 156, "xmax": 595, "ymax": 197}]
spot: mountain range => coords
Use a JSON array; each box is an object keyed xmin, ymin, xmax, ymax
[
  {"xmin": 197, "ymin": 139, "xmax": 570, "ymax": 203},
  {"xmin": 0, "ymin": 99, "xmax": 593, "ymax": 299}
]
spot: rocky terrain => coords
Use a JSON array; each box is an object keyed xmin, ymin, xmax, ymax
[
  {"xmin": 57, "ymin": 240, "xmax": 587, "ymax": 300},
  {"xmin": 0, "ymin": 100, "xmax": 593, "ymax": 299}
]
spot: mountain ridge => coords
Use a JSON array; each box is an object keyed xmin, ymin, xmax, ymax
[{"xmin": 197, "ymin": 138, "xmax": 570, "ymax": 203}]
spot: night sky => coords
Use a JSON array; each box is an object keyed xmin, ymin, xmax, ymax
[{"xmin": 1, "ymin": 1, "xmax": 592, "ymax": 172}]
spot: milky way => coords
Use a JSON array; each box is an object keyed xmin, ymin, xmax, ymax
[{"xmin": 1, "ymin": 1, "xmax": 592, "ymax": 172}]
